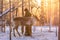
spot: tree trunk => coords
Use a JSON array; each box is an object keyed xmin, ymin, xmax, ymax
[
  {"xmin": 58, "ymin": 13, "xmax": 60, "ymax": 40},
  {"xmin": 58, "ymin": 25, "xmax": 60, "ymax": 40},
  {"xmin": 21, "ymin": 25, "xmax": 24, "ymax": 34},
  {"xmin": 25, "ymin": 25, "xmax": 32, "ymax": 36},
  {"xmin": 58, "ymin": 6, "xmax": 59, "ymax": 40}
]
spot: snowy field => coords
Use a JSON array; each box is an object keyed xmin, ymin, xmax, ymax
[{"xmin": 0, "ymin": 26, "xmax": 58, "ymax": 40}]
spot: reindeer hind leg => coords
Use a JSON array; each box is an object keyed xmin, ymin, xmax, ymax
[
  {"xmin": 16, "ymin": 27, "xmax": 21, "ymax": 36},
  {"xmin": 13, "ymin": 27, "xmax": 16, "ymax": 37}
]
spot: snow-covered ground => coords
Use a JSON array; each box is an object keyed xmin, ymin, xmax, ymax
[{"xmin": 0, "ymin": 26, "xmax": 58, "ymax": 40}]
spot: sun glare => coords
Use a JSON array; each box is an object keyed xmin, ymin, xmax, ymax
[
  {"xmin": 36, "ymin": 0, "xmax": 41, "ymax": 6},
  {"xmin": 5, "ymin": 0, "xmax": 9, "ymax": 2}
]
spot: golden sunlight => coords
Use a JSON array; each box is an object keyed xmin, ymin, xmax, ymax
[
  {"xmin": 35, "ymin": 0, "xmax": 41, "ymax": 6},
  {"xmin": 5, "ymin": 0, "xmax": 9, "ymax": 2}
]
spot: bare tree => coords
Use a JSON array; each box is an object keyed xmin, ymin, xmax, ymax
[{"xmin": 39, "ymin": 0, "xmax": 47, "ymax": 26}]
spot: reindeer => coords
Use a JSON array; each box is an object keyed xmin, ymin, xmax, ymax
[{"xmin": 12, "ymin": 15, "xmax": 40, "ymax": 37}]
